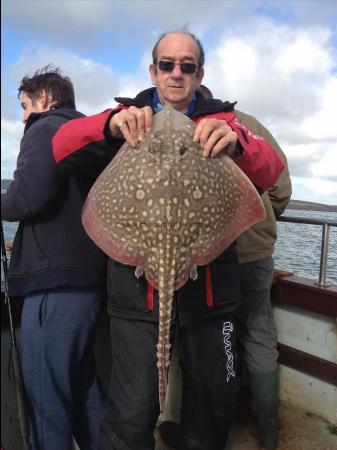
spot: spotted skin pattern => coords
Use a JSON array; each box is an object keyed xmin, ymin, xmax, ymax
[{"xmin": 82, "ymin": 105, "xmax": 266, "ymax": 411}]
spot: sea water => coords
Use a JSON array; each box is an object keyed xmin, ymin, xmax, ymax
[{"xmin": 274, "ymin": 209, "xmax": 337, "ymax": 284}]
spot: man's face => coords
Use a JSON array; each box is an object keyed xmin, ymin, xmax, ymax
[
  {"xmin": 20, "ymin": 91, "xmax": 49, "ymax": 124},
  {"xmin": 149, "ymin": 33, "xmax": 204, "ymax": 113}
]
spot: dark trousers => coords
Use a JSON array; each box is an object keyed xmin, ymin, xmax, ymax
[
  {"xmin": 236, "ymin": 256, "xmax": 278, "ymax": 372},
  {"xmin": 21, "ymin": 287, "xmax": 105, "ymax": 450},
  {"xmin": 101, "ymin": 314, "xmax": 239, "ymax": 450}
]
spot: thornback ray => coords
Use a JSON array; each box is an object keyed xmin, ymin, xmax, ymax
[{"xmin": 82, "ymin": 105, "xmax": 266, "ymax": 411}]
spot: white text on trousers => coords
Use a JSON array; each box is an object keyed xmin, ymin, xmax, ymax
[{"xmin": 222, "ymin": 321, "xmax": 235, "ymax": 382}]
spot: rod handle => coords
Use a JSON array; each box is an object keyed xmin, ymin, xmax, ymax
[{"xmin": 10, "ymin": 348, "xmax": 30, "ymax": 448}]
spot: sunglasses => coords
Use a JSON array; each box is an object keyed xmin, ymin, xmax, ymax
[{"xmin": 156, "ymin": 60, "xmax": 200, "ymax": 74}]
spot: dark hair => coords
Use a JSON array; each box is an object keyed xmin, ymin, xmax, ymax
[
  {"xmin": 152, "ymin": 30, "xmax": 205, "ymax": 68},
  {"xmin": 18, "ymin": 64, "xmax": 75, "ymax": 109},
  {"xmin": 197, "ymin": 85, "xmax": 213, "ymax": 99}
]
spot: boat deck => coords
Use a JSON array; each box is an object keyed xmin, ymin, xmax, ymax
[{"xmin": 155, "ymin": 400, "xmax": 337, "ymax": 450}]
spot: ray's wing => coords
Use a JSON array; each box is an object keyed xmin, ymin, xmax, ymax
[
  {"xmin": 189, "ymin": 154, "xmax": 266, "ymax": 265},
  {"xmin": 82, "ymin": 142, "xmax": 152, "ymax": 268}
]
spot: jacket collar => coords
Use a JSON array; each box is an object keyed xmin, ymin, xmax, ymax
[
  {"xmin": 24, "ymin": 107, "xmax": 84, "ymax": 134},
  {"xmin": 24, "ymin": 111, "xmax": 51, "ymax": 134},
  {"xmin": 115, "ymin": 87, "xmax": 237, "ymax": 118}
]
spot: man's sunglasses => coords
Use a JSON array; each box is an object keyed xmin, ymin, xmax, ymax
[{"xmin": 156, "ymin": 60, "xmax": 200, "ymax": 74}]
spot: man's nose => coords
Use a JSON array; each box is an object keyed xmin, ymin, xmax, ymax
[{"xmin": 170, "ymin": 64, "xmax": 183, "ymax": 78}]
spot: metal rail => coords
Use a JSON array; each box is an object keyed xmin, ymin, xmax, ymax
[{"xmin": 277, "ymin": 215, "xmax": 337, "ymax": 288}]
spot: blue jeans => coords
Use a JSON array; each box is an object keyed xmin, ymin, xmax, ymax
[{"xmin": 21, "ymin": 286, "xmax": 106, "ymax": 450}]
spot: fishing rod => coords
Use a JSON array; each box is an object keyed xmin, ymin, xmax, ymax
[{"xmin": 1, "ymin": 221, "xmax": 30, "ymax": 450}]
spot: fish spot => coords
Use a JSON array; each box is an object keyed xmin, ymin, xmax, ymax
[
  {"xmin": 136, "ymin": 189, "xmax": 145, "ymax": 200},
  {"xmin": 193, "ymin": 188, "xmax": 202, "ymax": 199}
]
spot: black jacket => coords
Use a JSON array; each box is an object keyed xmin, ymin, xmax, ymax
[{"xmin": 1, "ymin": 108, "xmax": 107, "ymax": 296}]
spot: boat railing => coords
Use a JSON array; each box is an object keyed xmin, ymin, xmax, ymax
[{"xmin": 277, "ymin": 215, "xmax": 337, "ymax": 288}]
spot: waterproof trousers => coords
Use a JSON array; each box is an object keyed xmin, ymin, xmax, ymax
[
  {"xmin": 21, "ymin": 286, "xmax": 106, "ymax": 450},
  {"xmin": 101, "ymin": 313, "xmax": 239, "ymax": 450},
  {"xmin": 236, "ymin": 256, "xmax": 279, "ymax": 449},
  {"xmin": 236, "ymin": 256, "xmax": 278, "ymax": 372}
]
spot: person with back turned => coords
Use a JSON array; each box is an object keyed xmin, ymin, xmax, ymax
[{"xmin": 1, "ymin": 66, "xmax": 107, "ymax": 450}]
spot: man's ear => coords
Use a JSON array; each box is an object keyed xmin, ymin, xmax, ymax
[
  {"xmin": 149, "ymin": 64, "xmax": 157, "ymax": 86},
  {"xmin": 38, "ymin": 89, "xmax": 49, "ymax": 108},
  {"xmin": 196, "ymin": 66, "xmax": 204, "ymax": 85},
  {"xmin": 38, "ymin": 89, "xmax": 55, "ymax": 110}
]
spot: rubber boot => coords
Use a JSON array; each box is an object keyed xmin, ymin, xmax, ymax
[{"xmin": 249, "ymin": 370, "xmax": 279, "ymax": 450}]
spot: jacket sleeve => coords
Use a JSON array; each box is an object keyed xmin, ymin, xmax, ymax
[
  {"xmin": 1, "ymin": 120, "xmax": 63, "ymax": 222},
  {"xmin": 230, "ymin": 117, "xmax": 285, "ymax": 193},
  {"xmin": 235, "ymin": 110, "xmax": 292, "ymax": 214},
  {"xmin": 52, "ymin": 108, "xmax": 124, "ymax": 175},
  {"xmin": 194, "ymin": 111, "xmax": 285, "ymax": 193}
]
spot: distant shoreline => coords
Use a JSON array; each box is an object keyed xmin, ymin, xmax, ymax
[
  {"xmin": 285, "ymin": 200, "xmax": 337, "ymax": 213},
  {"xmin": 2, "ymin": 179, "xmax": 337, "ymax": 213}
]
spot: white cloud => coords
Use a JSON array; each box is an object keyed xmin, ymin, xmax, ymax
[
  {"xmin": 204, "ymin": 18, "xmax": 336, "ymax": 198},
  {"xmin": 2, "ymin": 1, "xmax": 337, "ymax": 205},
  {"xmin": 1, "ymin": 120, "xmax": 22, "ymax": 179},
  {"xmin": 274, "ymin": 30, "xmax": 333, "ymax": 78},
  {"xmin": 301, "ymin": 77, "xmax": 337, "ymax": 141},
  {"xmin": 1, "ymin": 0, "xmax": 242, "ymax": 52},
  {"xmin": 2, "ymin": 0, "xmax": 115, "ymax": 49},
  {"xmin": 291, "ymin": 176, "xmax": 337, "ymax": 205},
  {"xmin": 6, "ymin": 45, "xmax": 121, "ymax": 115},
  {"xmin": 205, "ymin": 20, "xmax": 333, "ymax": 119},
  {"xmin": 311, "ymin": 147, "xmax": 337, "ymax": 180}
]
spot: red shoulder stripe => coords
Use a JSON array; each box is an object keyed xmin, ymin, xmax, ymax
[{"xmin": 52, "ymin": 108, "xmax": 122, "ymax": 163}]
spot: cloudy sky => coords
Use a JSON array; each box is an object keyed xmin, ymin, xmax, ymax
[{"xmin": 2, "ymin": 0, "xmax": 337, "ymax": 205}]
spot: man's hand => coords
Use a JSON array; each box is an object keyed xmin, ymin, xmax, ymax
[
  {"xmin": 193, "ymin": 118, "xmax": 239, "ymax": 158},
  {"xmin": 109, "ymin": 106, "xmax": 153, "ymax": 148}
]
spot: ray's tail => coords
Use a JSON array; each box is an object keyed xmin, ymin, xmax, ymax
[{"xmin": 156, "ymin": 248, "xmax": 176, "ymax": 413}]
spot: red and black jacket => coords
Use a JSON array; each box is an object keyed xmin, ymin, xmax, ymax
[{"xmin": 52, "ymin": 88, "xmax": 284, "ymax": 325}]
